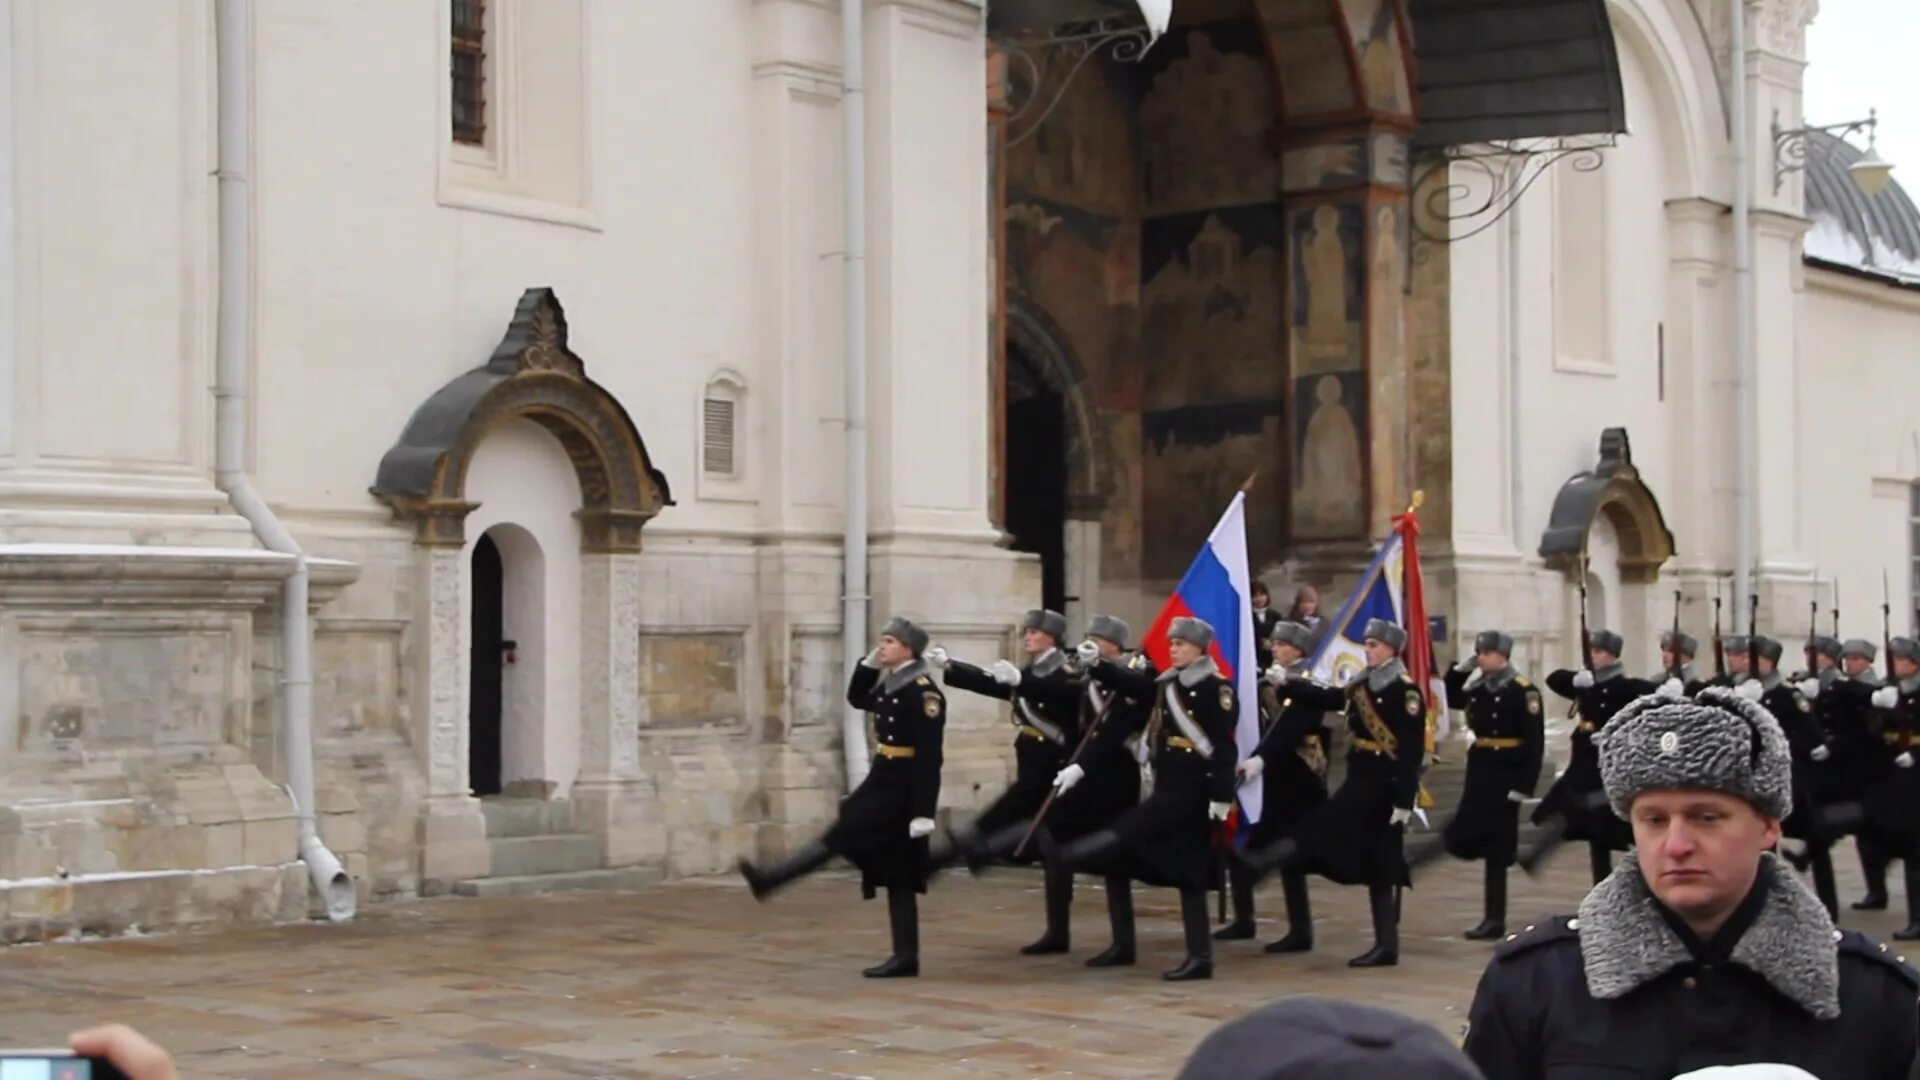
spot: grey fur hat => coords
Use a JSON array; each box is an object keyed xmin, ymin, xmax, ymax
[
  {"xmin": 1175, "ymin": 996, "xmax": 1485, "ymax": 1080},
  {"xmin": 1660, "ymin": 630, "xmax": 1699, "ymax": 657},
  {"xmin": 1809, "ymin": 635, "xmax": 1843, "ymax": 661},
  {"xmin": 1749, "ymin": 635, "xmax": 1784, "ymax": 664},
  {"xmin": 1842, "ymin": 638, "xmax": 1879, "ymax": 662},
  {"xmin": 1169, "ymin": 616, "xmax": 1215, "ymax": 650},
  {"xmin": 1086, "ymin": 614, "xmax": 1131, "ymax": 650},
  {"xmin": 1362, "ymin": 618, "xmax": 1406, "ymax": 653},
  {"xmin": 1473, "ymin": 629, "xmax": 1514, "ymax": 657},
  {"xmin": 1271, "ymin": 620, "xmax": 1314, "ymax": 653},
  {"xmin": 1021, "ymin": 608, "xmax": 1067, "ymax": 641},
  {"xmin": 1725, "ymin": 634, "xmax": 1749, "ymax": 654},
  {"xmin": 881, "ymin": 616, "xmax": 929, "ymax": 656},
  {"xmin": 1597, "ymin": 685, "xmax": 1793, "ymax": 821},
  {"xmin": 1891, "ymin": 637, "xmax": 1920, "ymax": 664},
  {"xmin": 1589, "ymin": 628, "xmax": 1624, "ymax": 657}
]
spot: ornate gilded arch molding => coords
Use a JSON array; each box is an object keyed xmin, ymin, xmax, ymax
[
  {"xmin": 1538, "ymin": 428, "xmax": 1675, "ymax": 584},
  {"xmin": 1005, "ymin": 290, "xmax": 1114, "ymax": 515},
  {"xmin": 371, "ymin": 288, "xmax": 673, "ymax": 552}
]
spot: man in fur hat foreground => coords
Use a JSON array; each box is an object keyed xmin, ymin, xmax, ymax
[{"xmin": 1463, "ymin": 686, "xmax": 1918, "ymax": 1078}]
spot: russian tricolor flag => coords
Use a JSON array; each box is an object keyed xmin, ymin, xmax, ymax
[{"xmin": 1141, "ymin": 491, "xmax": 1263, "ymax": 825}]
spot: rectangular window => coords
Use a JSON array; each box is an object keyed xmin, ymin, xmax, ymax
[
  {"xmin": 451, "ymin": 0, "xmax": 487, "ymax": 145},
  {"xmin": 703, "ymin": 398, "xmax": 737, "ymax": 478}
]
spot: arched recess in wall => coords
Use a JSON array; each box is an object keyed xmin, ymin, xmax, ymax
[
  {"xmin": 1540, "ymin": 428, "xmax": 1676, "ymax": 666},
  {"xmin": 1005, "ymin": 289, "xmax": 1113, "ymax": 516},
  {"xmin": 1606, "ymin": 0, "xmax": 1726, "ymax": 201}
]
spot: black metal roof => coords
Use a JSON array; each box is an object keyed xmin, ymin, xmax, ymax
[
  {"xmin": 1803, "ymin": 129, "xmax": 1920, "ymax": 285},
  {"xmin": 1407, "ymin": 0, "xmax": 1627, "ymax": 148},
  {"xmin": 987, "ymin": 0, "xmax": 1135, "ymax": 35}
]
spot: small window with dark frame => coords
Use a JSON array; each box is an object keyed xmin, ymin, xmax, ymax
[{"xmin": 451, "ymin": 0, "xmax": 487, "ymax": 146}]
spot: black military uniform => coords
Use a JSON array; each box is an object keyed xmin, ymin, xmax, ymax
[
  {"xmin": 1742, "ymin": 636, "xmax": 1837, "ymax": 916},
  {"xmin": 937, "ymin": 608, "xmax": 1077, "ymax": 953},
  {"xmin": 1060, "ymin": 616, "xmax": 1238, "ymax": 981},
  {"xmin": 1537, "ymin": 630, "xmax": 1657, "ymax": 883},
  {"xmin": 1216, "ymin": 620, "xmax": 1342, "ymax": 953},
  {"xmin": 1245, "ymin": 618, "xmax": 1425, "ymax": 968},
  {"xmin": 1039, "ymin": 614, "xmax": 1155, "ymax": 966},
  {"xmin": 1442, "ymin": 630, "xmax": 1545, "ymax": 941},
  {"xmin": 1819, "ymin": 639, "xmax": 1891, "ymax": 911},
  {"xmin": 1863, "ymin": 638, "xmax": 1920, "ymax": 940},
  {"xmin": 737, "ymin": 616, "xmax": 945, "ymax": 978},
  {"xmin": 1466, "ymin": 686, "xmax": 1920, "ymax": 1079}
]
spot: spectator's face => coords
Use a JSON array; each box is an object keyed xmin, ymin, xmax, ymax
[
  {"xmin": 1271, "ymin": 641, "xmax": 1301, "ymax": 667},
  {"xmin": 1591, "ymin": 648, "xmax": 1618, "ymax": 669},
  {"xmin": 1844, "ymin": 655, "xmax": 1872, "ymax": 677},
  {"xmin": 1363, "ymin": 639, "xmax": 1395, "ymax": 666},
  {"xmin": 1631, "ymin": 789, "xmax": 1779, "ymax": 922},
  {"xmin": 1252, "ymin": 588, "xmax": 1269, "ymax": 611},
  {"xmin": 876, "ymin": 635, "xmax": 912, "ymax": 667},
  {"xmin": 1022, "ymin": 628, "xmax": 1054, "ymax": 655},
  {"xmin": 1169, "ymin": 639, "xmax": 1203, "ymax": 668},
  {"xmin": 1476, "ymin": 649, "xmax": 1506, "ymax": 674},
  {"xmin": 1295, "ymin": 588, "xmax": 1318, "ymax": 616}
]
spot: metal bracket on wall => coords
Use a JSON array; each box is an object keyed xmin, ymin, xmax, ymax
[
  {"xmin": 996, "ymin": 17, "xmax": 1156, "ymax": 149},
  {"xmin": 1410, "ymin": 133, "xmax": 1618, "ymax": 246}
]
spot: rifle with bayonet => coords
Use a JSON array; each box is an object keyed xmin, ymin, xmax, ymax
[
  {"xmin": 1713, "ymin": 582, "xmax": 1728, "ymax": 681},
  {"xmin": 1670, "ymin": 588, "xmax": 1684, "ymax": 681}
]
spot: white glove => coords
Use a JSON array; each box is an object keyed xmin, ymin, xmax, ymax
[
  {"xmin": 1672, "ymin": 1065, "xmax": 1819, "ymax": 1080},
  {"xmin": 1389, "ymin": 807, "xmax": 1413, "ymax": 827},
  {"xmin": 1658, "ymin": 677, "xmax": 1685, "ymax": 700},
  {"xmin": 1238, "ymin": 755, "xmax": 1266, "ymax": 781},
  {"xmin": 1796, "ymin": 678, "xmax": 1820, "ymax": 700},
  {"xmin": 1735, "ymin": 679, "xmax": 1765, "ymax": 702},
  {"xmin": 1075, "ymin": 640, "xmax": 1100, "ymax": 665},
  {"xmin": 908, "ymin": 817, "xmax": 935, "ymax": 839},
  {"xmin": 1572, "ymin": 670, "xmax": 1595, "ymax": 689},
  {"xmin": 925, "ymin": 645, "xmax": 950, "ymax": 670},
  {"xmin": 1053, "ymin": 763, "xmax": 1084, "ymax": 792},
  {"xmin": 1208, "ymin": 801, "xmax": 1232, "ymax": 821},
  {"xmin": 862, "ymin": 647, "xmax": 884, "ymax": 668},
  {"xmin": 1452, "ymin": 659, "xmax": 1474, "ymax": 674},
  {"xmin": 1507, "ymin": 790, "xmax": 1528, "ymax": 804},
  {"xmin": 1874, "ymin": 686, "xmax": 1901, "ymax": 709},
  {"xmin": 1810, "ymin": 744, "xmax": 1831, "ymax": 762},
  {"xmin": 990, "ymin": 659, "xmax": 1021, "ymax": 687},
  {"xmin": 1899, "ymin": 752, "xmax": 1914, "ymax": 770},
  {"xmin": 1264, "ymin": 665, "xmax": 1286, "ymax": 687}
]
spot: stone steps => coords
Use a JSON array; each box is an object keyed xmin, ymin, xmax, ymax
[
  {"xmin": 452, "ymin": 867, "xmax": 663, "ymax": 899},
  {"xmin": 480, "ymin": 797, "xmax": 574, "ymax": 839},
  {"xmin": 484, "ymin": 833, "xmax": 604, "ymax": 878}
]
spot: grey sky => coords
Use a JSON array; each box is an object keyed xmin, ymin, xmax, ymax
[{"xmin": 1804, "ymin": 2, "xmax": 1918, "ymax": 197}]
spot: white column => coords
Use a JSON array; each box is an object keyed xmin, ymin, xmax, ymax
[
  {"xmin": 412, "ymin": 543, "xmax": 488, "ymax": 887},
  {"xmin": 573, "ymin": 550, "xmax": 660, "ymax": 867}
]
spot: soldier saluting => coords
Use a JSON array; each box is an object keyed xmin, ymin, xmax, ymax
[
  {"xmin": 1239, "ymin": 618, "xmax": 1425, "ymax": 967},
  {"xmin": 1537, "ymin": 629, "xmax": 1658, "ymax": 883},
  {"xmin": 1213, "ymin": 620, "xmax": 1343, "ymax": 953},
  {"xmin": 1442, "ymin": 630, "xmax": 1545, "ymax": 941},
  {"xmin": 929, "ymin": 608, "xmax": 1077, "ymax": 954},
  {"xmin": 1055, "ymin": 616, "xmax": 1238, "ymax": 980},
  {"xmin": 737, "ymin": 617, "xmax": 945, "ymax": 978}
]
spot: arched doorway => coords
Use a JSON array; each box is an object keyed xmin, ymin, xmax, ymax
[
  {"xmin": 1540, "ymin": 428, "xmax": 1676, "ymax": 671},
  {"xmin": 469, "ymin": 533, "xmax": 505, "ymax": 797},
  {"xmin": 1006, "ymin": 343, "xmax": 1069, "ymax": 612},
  {"xmin": 373, "ymin": 287, "xmax": 673, "ymax": 885}
]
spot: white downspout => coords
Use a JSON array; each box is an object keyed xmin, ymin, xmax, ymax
[
  {"xmin": 214, "ymin": 0, "xmax": 354, "ymax": 921},
  {"xmin": 840, "ymin": 0, "xmax": 872, "ymax": 791},
  {"xmin": 1508, "ymin": 157, "xmax": 1525, "ymax": 551},
  {"xmin": 1731, "ymin": 0, "xmax": 1754, "ymax": 628}
]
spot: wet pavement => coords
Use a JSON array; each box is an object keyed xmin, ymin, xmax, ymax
[{"xmin": 0, "ymin": 850, "xmax": 1903, "ymax": 1078}]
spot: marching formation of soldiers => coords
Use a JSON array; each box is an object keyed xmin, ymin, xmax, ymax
[{"xmin": 735, "ymin": 600, "xmax": 1920, "ymax": 980}]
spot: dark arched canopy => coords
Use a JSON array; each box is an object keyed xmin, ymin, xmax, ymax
[
  {"xmin": 372, "ymin": 288, "xmax": 672, "ymax": 552},
  {"xmin": 1539, "ymin": 428, "xmax": 1674, "ymax": 584}
]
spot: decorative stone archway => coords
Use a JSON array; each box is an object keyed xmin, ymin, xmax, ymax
[
  {"xmin": 1539, "ymin": 428, "xmax": 1676, "ymax": 669},
  {"xmin": 373, "ymin": 287, "xmax": 673, "ymax": 886}
]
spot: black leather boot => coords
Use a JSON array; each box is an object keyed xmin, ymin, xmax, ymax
[
  {"xmin": 1213, "ymin": 863, "xmax": 1257, "ymax": 940},
  {"xmin": 1348, "ymin": 885, "xmax": 1400, "ymax": 967},
  {"xmin": 1163, "ymin": 888, "xmax": 1213, "ymax": 981},
  {"xmin": 1465, "ymin": 861, "xmax": 1508, "ymax": 940},
  {"xmin": 1855, "ymin": 834, "xmax": 1890, "ymax": 910},
  {"xmin": 1059, "ymin": 829, "xmax": 1121, "ymax": 872},
  {"xmin": 738, "ymin": 841, "xmax": 832, "ymax": 901},
  {"xmin": 1896, "ymin": 859, "xmax": 1920, "ymax": 942},
  {"xmin": 1588, "ymin": 843, "xmax": 1613, "ymax": 885},
  {"xmin": 1021, "ymin": 861, "xmax": 1072, "ymax": 955},
  {"xmin": 1264, "ymin": 871, "xmax": 1314, "ymax": 953},
  {"xmin": 1086, "ymin": 874, "xmax": 1136, "ymax": 967},
  {"xmin": 864, "ymin": 885, "xmax": 920, "ymax": 977}
]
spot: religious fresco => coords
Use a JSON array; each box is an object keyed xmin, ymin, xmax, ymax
[
  {"xmin": 1135, "ymin": 23, "xmax": 1281, "ymax": 217},
  {"xmin": 1287, "ymin": 200, "xmax": 1369, "ymax": 541},
  {"xmin": 1139, "ymin": 208, "xmax": 1286, "ymax": 408},
  {"xmin": 1338, "ymin": 0, "xmax": 1411, "ymax": 114},
  {"xmin": 1005, "ymin": 57, "xmax": 1138, "ymax": 217},
  {"xmin": 1366, "ymin": 201, "xmax": 1409, "ymax": 527}
]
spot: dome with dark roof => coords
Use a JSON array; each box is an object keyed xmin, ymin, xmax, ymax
[{"xmin": 1803, "ymin": 128, "xmax": 1920, "ymax": 286}]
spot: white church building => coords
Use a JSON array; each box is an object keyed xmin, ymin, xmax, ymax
[{"xmin": 0, "ymin": 0, "xmax": 1912, "ymax": 937}]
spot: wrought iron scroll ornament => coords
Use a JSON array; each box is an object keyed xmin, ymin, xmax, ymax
[
  {"xmin": 1772, "ymin": 109, "xmax": 1878, "ymax": 193},
  {"xmin": 1411, "ymin": 134, "xmax": 1617, "ymax": 246},
  {"xmin": 997, "ymin": 17, "xmax": 1156, "ymax": 149}
]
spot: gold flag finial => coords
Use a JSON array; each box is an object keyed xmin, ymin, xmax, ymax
[
  {"xmin": 1238, "ymin": 470, "xmax": 1259, "ymax": 494},
  {"xmin": 1407, "ymin": 489, "xmax": 1425, "ymax": 515}
]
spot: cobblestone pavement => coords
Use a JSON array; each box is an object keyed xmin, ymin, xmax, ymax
[{"xmin": 0, "ymin": 851, "xmax": 1902, "ymax": 1078}]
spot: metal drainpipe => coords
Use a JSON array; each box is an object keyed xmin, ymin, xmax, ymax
[
  {"xmin": 840, "ymin": 0, "xmax": 872, "ymax": 792},
  {"xmin": 215, "ymin": 0, "xmax": 354, "ymax": 920},
  {"xmin": 1731, "ymin": 0, "xmax": 1754, "ymax": 628},
  {"xmin": 1508, "ymin": 158, "xmax": 1525, "ymax": 552}
]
